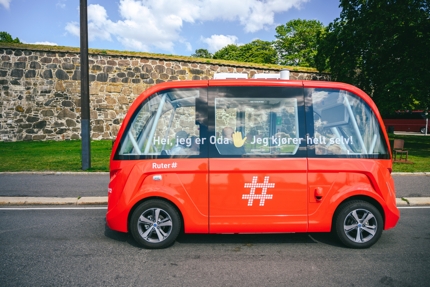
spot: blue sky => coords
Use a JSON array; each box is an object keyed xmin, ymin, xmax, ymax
[{"xmin": 0, "ymin": 0, "xmax": 341, "ymax": 56}]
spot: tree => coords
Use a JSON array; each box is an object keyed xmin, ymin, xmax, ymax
[
  {"xmin": 0, "ymin": 31, "xmax": 21, "ymax": 43},
  {"xmin": 236, "ymin": 40, "xmax": 277, "ymax": 64},
  {"xmin": 191, "ymin": 48, "xmax": 212, "ymax": 58},
  {"xmin": 213, "ymin": 40, "xmax": 277, "ymax": 64},
  {"xmin": 274, "ymin": 19, "xmax": 325, "ymax": 67},
  {"xmin": 213, "ymin": 44, "xmax": 241, "ymax": 61},
  {"xmin": 316, "ymin": 0, "xmax": 430, "ymax": 114}
]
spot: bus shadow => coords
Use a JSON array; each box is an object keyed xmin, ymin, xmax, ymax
[
  {"xmin": 104, "ymin": 224, "xmax": 344, "ymax": 248},
  {"xmin": 176, "ymin": 232, "xmax": 343, "ymax": 247}
]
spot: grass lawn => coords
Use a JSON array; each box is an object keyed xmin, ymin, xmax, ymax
[
  {"xmin": 0, "ymin": 140, "xmax": 112, "ymax": 172},
  {"xmin": 388, "ymin": 134, "xmax": 430, "ymax": 172},
  {"xmin": 0, "ymin": 135, "xmax": 429, "ymax": 172}
]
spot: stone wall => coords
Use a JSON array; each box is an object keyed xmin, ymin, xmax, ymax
[{"xmin": 0, "ymin": 44, "xmax": 329, "ymax": 142}]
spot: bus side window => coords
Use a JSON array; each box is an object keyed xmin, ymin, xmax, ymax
[{"xmin": 311, "ymin": 89, "xmax": 388, "ymax": 157}]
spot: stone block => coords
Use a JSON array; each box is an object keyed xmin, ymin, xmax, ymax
[
  {"xmin": 93, "ymin": 124, "xmax": 104, "ymax": 132},
  {"xmin": 57, "ymin": 109, "xmax": 77, "ymax": 120},
  {"xmin": 118, "ymin": 60, "xmax": 130, "ymax": 66},
  {"xmin": 104, "ymin": 66, "xmax": 114, "ymax": 73},
  {"xmin": 109, "ymin": 77, "xmax": 121, "ymax": 83},
  {"xmin": 41, "ymin": 110, "xmax": 54, "ymax": 117},
  {"xmin": 106, "ymin": 84, "xmax": 122, "ymax": 93},
  {"xmin": 33, "ymin": 120, "xmax": 47, "ymax": 129},
  {"xmin": 32, "ymin": 135, "xmax": 46, "ymax": 140},
  {"xmin": 154, "ymin": 65, "xmax": 165, "ymax": 73},
  {"xmin": 66, "ymin": 119, "xmax": 77, "ymax": 127},
  {"xmin": 42, "ymin": 69, "xmax": 53, "ymax": 79},
  {"xmin": 90, "ymin": 82, "xmax": 102, "ymax": 95},
  {"xmin": 62, "ymin": 63, "xmax": 75, "ymax": 70},
  {"xmin": 2, "ymin": 62, "xmax": 12, "ymax": 69},
  {"xmin": 105, "ymin": 96, "xmax": 118, "ymax": 105},
  {"xmin": 55, "ymin": 69, "xmax": 69, "ymax": 80},
  {"xmin": 62, "ymin": 100, "xmax": 74, "ymax": 107},
  {"xmin": 41, "ymin": 57, "xmax": 52, "ymax": 64},
  {"xmin": 11, "ymin": 69, "xmax": 24, "ymax": 78},
  {"xmin": 30, "ymin": 61, "xmax": 41, "ymax": 69},
  {"xmin": 91, "ymin": 65, "xmax": 102, "ymax": 71},
  {"xmin": 26, "ymin": 116, "xmax": 39, "ymax": 122},
  {"xmin": 142, "ymin": 64, "xmax": 153, "ymax": 73},
  {"xmin": 25, "ymin": 70, "xmax": 36, "ymax": 78}
]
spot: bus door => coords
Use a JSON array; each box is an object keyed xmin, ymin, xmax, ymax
[{"xmin": 208, "ymin": 85, "xmax": 308, "ymax": 233}]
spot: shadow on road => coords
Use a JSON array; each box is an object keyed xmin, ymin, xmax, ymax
[{"xmin": 104, "ymin": 224, "xmax": 344, "ymax": 248}]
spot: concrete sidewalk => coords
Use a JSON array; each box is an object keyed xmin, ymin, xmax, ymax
[{"xmin": 0, "ymin": 196, "xmax": 429, "ymax": 206}]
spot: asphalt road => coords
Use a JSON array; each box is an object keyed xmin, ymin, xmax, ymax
[
  {"xmin": 0, "ymin": 207, "xmax": 429, "ymax": 286},
  {"xmin": 0, "ymin": 172, "xmax": 429, "ymax": 198},
  {"xmin": 0, "ymin": 173, "xmax": 108, "ymax": 197}
]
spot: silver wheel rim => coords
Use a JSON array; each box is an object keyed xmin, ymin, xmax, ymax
[
  {"xmin": 137, "ymin": 208, "xmax": 173, "ymax": 243},
  {"xmin": 343, "ymin": 208, "xmax": 378, "ymax": 243}
]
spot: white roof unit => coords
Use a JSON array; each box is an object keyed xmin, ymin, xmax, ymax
[
  {"xmin": 252, "ymin": 73, "xmax": 281, "ymax": 79},
  {"xmin": 213, "ymin": 69, "xmax": 290, "ymax": 80},
  {"xmin": 252, "ymin": 69, "xmax": 290, "ymax": 80},
  {"xmin": 213, "ymin": 73, "xmax": 248, "ymax": 79}
]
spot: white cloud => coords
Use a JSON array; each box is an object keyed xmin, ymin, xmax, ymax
[
  {"xmin": 201, "ymin": 35, "xmax": 239, "ymax": 52},
  {"xmin": 56, "ymin": 0, "xmax": 66, "ymax": 9},
  {"xmin": 32, "ymin": 41, "xmax": 58, "ymax": 46},
  {"xmin": 65, "ymin": 21, "xmax": 80, "ymax": 37},
  {"xmin": 87, "ymin": 4, "xmax": 113, "ymax": 41},
  {"xmin": 64, "ymin": 0, "xmax": 309, "ymax": 52},
  {"xmin": 0, "ymin": 0, "xmax": 11, "ymax": 9}
]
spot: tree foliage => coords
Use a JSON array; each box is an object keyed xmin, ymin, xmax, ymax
[
  {"xmin": 0, "ymin": 31, "xmax": 21, "ymax": 43},
  {"xmin": 213, "ymin": 44, "xmax": 240, "ymax": 61},
  {"xmin": 274, "ymin": 19, "xmax": 325, "ymax": 67},
  {"xmin": 191, "ymin": 48, "xmax": 212, "ymax": 58},
  {"xmin": 316, "ymin": 0, "xmax": 430, "ymax": 114},
  {"xmin": 213, "ymin": 40, "xmax": 277, "ymax": 64}
]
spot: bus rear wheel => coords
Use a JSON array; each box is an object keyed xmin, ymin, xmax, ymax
[{"xmin": 334, "ymin": 200, "xmax": 383, "ymax": 248}]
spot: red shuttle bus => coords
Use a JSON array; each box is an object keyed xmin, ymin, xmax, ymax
[{"xmin": 107, "ymin": 73, "xmax": 399, "ymax": 249}]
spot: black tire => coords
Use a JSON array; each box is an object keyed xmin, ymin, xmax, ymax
[
  {"xmin": 334, "ymin": 200, "xmax": 383, "ymax": 248},
  {"xmin": 420, "ymin": 127, "xmax": 426, "ymax": 134},
  {"xmin": 130, "ymin": 200, "xmax": 181, "ymax": 249}
]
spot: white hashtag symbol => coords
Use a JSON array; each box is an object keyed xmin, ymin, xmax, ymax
[
  {"xmin": 242, "ymin": 176, "xmax": 275, "ymax": 206},
  {"xmin": 171, "ymin": 162, "xmax": 177, "ymax": 168}
]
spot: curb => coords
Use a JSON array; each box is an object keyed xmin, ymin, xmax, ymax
[
  {"xmin": 0, "ymin": 196, "xmax": 108, "ymax": 206},
  {"xmin": 395, "ymin": 197, "xmax": 430, "ymax": 206},
  {"xmin": 0, "ymin": 197, "xmax": 429, "ymax": 206}
]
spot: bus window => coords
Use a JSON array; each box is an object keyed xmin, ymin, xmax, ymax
[
  {"xmin": 310, "ymin": 89, "xmax": 388, "ymax": 158},
  {"xmin": 116, "ymin": 89, "xmax": 204, "ymax": 159},
  {"xmin": 214, "ymin": 97, "xmax": 301, "ymax": 156}
]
